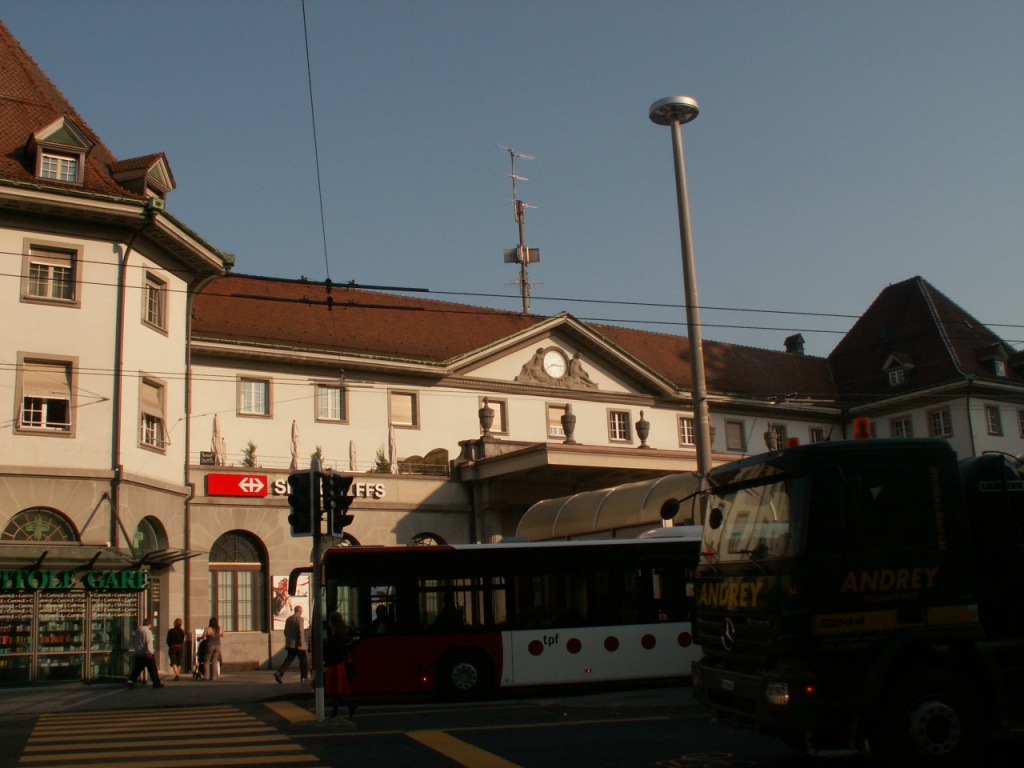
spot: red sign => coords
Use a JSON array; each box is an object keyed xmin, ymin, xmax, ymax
[{"xmin": 206, "ymin": 473, "xmax": 269, "ymax": 497}]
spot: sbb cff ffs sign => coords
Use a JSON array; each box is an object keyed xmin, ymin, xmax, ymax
[{"xmin": 206, "ymin": 474, "xmax": 268, "ymax": 497}]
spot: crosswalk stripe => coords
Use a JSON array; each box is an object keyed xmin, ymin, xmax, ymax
[
  {"xmin": 19, "ymin": 705, "xmax": 325, "ymax": 768},
  {"xmin": 265, "ymin": 701, "xmax": 317, "ymax": 722},
  {"xmin": 408, "ymin": 730, "xmax": 524, "ymax": 768}
]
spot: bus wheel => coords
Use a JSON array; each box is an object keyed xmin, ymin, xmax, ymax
[
  {"xmin": 439, "ymin": 651, "xmax": 490, "ymax": 699},
  {"xmin": 872, "ymin": 670, "xmax": 984, "ymax": 767}
]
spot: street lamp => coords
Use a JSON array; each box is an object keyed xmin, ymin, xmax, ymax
[{"xmin": 649, "ymin": 96, "xmax": 714, "ymax": 500}]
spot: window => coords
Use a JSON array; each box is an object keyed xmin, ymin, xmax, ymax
[
  {"xmin": 767, "ymin": 424, "xmax": 787, "ymax": 449},
  {"xmin": 1018, "ymin": 409, "xmax": 1024, "ymax": 439},
  {"xmin": 888, "ymin": 368, "xmax": 905, "ymax": 387},
  {"xmin": 928, "ymin": 408, "xmax": 952, "ymax": 438},
  {"xmin": 23, "ymin": 245, "xmax": 77, "ymax": 303},
  {"xmin": 994, "ymin": 360, "xmax": 1007, "ymax": 377},
  {"xmin": 18, "ymin": 359, "xmax": 72, "ymax": 433},
  {"xmin": 2, "ymin": 508, "xmax": 77, "ymax": 542},
  {"xmin": 891, "ymin": 416, "xmax": 913, "ymax": 438},
  {"xmin": 389, "ymin": 391, "xmax": 419, "ymax": 427},
  {"xmin": 239, "ymin": 378, "xmax": 270, "ymax": 416},
  {"xmin": 608, "ymin": 410, "xmax": 631, "ymax": 442},
  {"xmin": 547, "ymin": 404, "xmax": 567, "ymax": 438},
  {"xmin": 40, "ymin": 152, "xmax": 80, "ymax": 182},
  {"xmin": 725, "ymin": 420, "xmax": 746, "ymax": 452},
  {"xmin": 480, "ymin": 398, "xmax": 508, "ymax": 435},
  {"xmin": 143, "ymin": 272, "xmax": 167, "ymax": 330},
  {"xmin": 315, "ymin": 384, "xmax": 346, "ymax": 422},
  {"xmin": 139, "ymin": 378, "xmax": 167, "ymax": 450},
  {"xmin": 679, "ymin": 416, "xmax": 695, "ymax": 446},
  {"xmin": 986, "ymin": 406, "xmax": 1003, "ymax": 436},
  {"xmin": 809, "ymin": 427, "xmax": 827, "ymax": 443},
  {"xmin": 209, "ymin": 532, "xmax": 267, "ymax": 633}
]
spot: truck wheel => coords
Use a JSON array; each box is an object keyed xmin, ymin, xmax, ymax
[
  {"xmin": 439, "ymin": 651, "xmax": 491, "ymax": 699},
  {"xmin": 873, "ymin": 670, "xmax": 983, "ymax": 767}
]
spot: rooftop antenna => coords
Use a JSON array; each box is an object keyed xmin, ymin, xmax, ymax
[{"xmin": 499, "ymin": 145, "xmax": 540, "ymax": 313}]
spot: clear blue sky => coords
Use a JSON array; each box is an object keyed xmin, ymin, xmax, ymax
[{"xmin": 5, "ymin": 1, "xmax": 1022, "ymax": 358}]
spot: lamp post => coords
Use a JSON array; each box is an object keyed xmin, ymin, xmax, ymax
[{"xmin": 649, "ymin": 96, "xmax": 714, "ymax": 494}]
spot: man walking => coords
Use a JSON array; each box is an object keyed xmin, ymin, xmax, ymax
[
  {"xmin": 274, "ymin": 605, "xmax": 308, "ymax": 683},
  {"xmin": 127, "ymin": 617, "xmax": 163, "ymax": 688}
]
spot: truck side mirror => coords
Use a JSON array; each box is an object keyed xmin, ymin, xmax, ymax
[
  {"xmin": 709, "ymin": 506, "xmax": 724, "ymax": 530},
  {"xmin": 660, "ymin": 498, "xmax": 681, "ymax": 520}
]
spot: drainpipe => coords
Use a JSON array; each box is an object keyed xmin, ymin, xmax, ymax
[
  {"xmin": 109, "ymin": 204, "xmax": 156, "ymax": 549},
  {"xmin": 183, "ymin": 271, "xmax": 227, "ymax": 637},
  {"xmin": 965, "ymin": 374, "xmax": 977, "ymax": 458}
]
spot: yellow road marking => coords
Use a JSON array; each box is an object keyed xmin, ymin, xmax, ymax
[
  {"xmin": 265, "ymin": 700, "xmax": 317, "ymax": 722},
  {"xmin": 408, "ymin": 730, "xmax": 523, "ymax": 768}
]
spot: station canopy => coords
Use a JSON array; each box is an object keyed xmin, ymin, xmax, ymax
[{"xmin": 516, "ymin": 472, "xmax": 701, "ymax": 541}]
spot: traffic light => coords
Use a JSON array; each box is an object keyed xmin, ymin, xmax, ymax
[
  {"xmin": 322, "ymin": 472, "xmax": 355, "ymax": 535},
  {"xmin": 286, "ymin": 471, "xmax": 319, "ymax": 537}
]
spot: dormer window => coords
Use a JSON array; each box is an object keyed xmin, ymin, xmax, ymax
[
  {"xmin": 975, "ymin": 342, "xmax": 1009, "ymax": 379},
  {"xmin": 28, "ymin": 116, "xmax": 91, "ymax": 187},
  {"xmin": 883, "ymin": 353, "xmax": 914, "ymax": 388},
  {"xmin": 40, "ymin": 152, "xmax": 79, "ymax": 182}
]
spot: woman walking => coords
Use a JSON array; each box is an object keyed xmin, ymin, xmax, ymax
[
  {"xmin": 166, "ymin": 618, "xmax": 185, "ymax": 681},
  {"xmin": 325, "ymin": 611, "xmax": 356, "ymax": 718},
  {"xmin": 202, "ymin": 617, "xmax": 224, "ymax": 680}
]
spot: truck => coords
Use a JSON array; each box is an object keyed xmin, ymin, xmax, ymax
[{"xmin": 689, "ymin": 437, "xmax": 1024, "ymax": 766}]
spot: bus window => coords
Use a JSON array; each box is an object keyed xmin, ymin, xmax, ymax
[{"xmin": 369, "ymin": 586, "xmax": 396, "ymax": 633}]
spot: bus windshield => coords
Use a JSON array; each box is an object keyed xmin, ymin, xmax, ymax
[{"xmin": 704, "ymin": 460, "xmax": 804, "ymax": 564}]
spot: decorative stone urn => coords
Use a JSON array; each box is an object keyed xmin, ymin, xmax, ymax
[
  {"xmin": 636, "ymin": 410, "xmax": 650, "ymax": 449},
  {"xmin": 561, "ymin": 404, "xmax": 577, "ymax": 445},
  {"xmin": 479, "ymin": 397, "xmax": 495, "ymax": 437}
]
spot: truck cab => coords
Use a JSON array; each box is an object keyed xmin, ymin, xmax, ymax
[{"xmin": 690, "ymin": 438, "xmax": 1023, "ymax": 764}]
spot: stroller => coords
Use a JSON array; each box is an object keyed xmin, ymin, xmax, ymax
[{"xmin": 193, "ymin": 637, "xmax": 208, "ymax": 680}]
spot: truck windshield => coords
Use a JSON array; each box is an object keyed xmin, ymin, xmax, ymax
[{"xmin": 703, "ymin": 461, "xmax": 802, "ymax": 563}]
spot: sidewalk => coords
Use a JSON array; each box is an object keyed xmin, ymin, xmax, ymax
[
  {"xmin": 0, "ymin": 670, "xmax": 302, "ymax": 717},
  {"xmin": 0, "ymin": 670, "xmax": 702, "ymax": 719}
]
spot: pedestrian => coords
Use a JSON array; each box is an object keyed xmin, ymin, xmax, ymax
[
  {"xmin": 166, "ymin": 618, "xmax": 185, "ymax": 681},
  {"xmin": 202, "ymin": 616, "xmax": 224, "ymax": 681},
  {"xmin": 126, "ymin": 617, "xmax": 163, "ymax": 688},
  {"xmin": 274, "ymin": 605, "xmax": 308, "ymax": 683},
  {"xmin": 325, "ymin": 610, "xmax": 357, "ymax": 718}
]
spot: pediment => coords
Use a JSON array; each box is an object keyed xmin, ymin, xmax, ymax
[
  {"xmin": 30, "ymin": 116, "xmax": 92, "ymax": 152},
  {"xmin": 450, "ymin": 315, "xmax": 675, "ymax": 397}
]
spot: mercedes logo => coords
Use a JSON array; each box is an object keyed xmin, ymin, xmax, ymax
[{"xmin": 722, "ymin": 617, "xmax": 736, "ymax": 651}]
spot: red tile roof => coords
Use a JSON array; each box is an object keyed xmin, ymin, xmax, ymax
[
  {"xmin": 829, "ymin": 276, "xmax": 1022, "ymax": 398},
  {"xmin": 192, "ymin": 274, "xmax": 837, "ymax": 401},
  {"xmin": 0, "ymin": 20, "xmax": 145, "ymax": 199}
]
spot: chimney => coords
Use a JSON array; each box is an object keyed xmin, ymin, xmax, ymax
[{"xmin": 784, "ymin": 334, "xmax": 805, "ymax": 355}]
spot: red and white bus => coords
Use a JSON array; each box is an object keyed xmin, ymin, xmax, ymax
[{"xmin": 315, "ymin": 530, "xmax": 701, "ymax": 698}]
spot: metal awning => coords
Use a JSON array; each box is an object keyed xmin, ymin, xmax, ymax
[
  {"xmin": 133, "ymin": 548, "xmax": 205, "ymax": 567},
  {"xmin": 0, "ymin": 543, "xmax": 136, "ymax": 570},
  {"xmin": 516, "ymin": 471, "xmax": 702, "ymax": 541}
]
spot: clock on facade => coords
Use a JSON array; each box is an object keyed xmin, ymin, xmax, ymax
[{"xmin": 542, "ymin": 349, "xmax": 567, "ymax": 379}]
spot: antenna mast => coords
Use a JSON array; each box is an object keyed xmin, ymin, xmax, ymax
[{"xmin": 499, "ymin": 146, "xmax": 539, "ymax": 313}]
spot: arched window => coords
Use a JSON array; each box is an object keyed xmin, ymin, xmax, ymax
[
  {"xmin": 133, "ymin": 516, "xmax": 167, "ymax": 557},
  {"xmin": 409, "ymin": 532, "xmax": 446, "ymax": 546},
  {"xmin": 323, "ymin": 532, "xmax": 360, "ymax": 548},
  {"xmin": 209, "ymin": 531, "xmax": 267, "ymax": 632},
  {"xmin": 2, "ymin": 508, "xmax": 78, "ymax": 542}
]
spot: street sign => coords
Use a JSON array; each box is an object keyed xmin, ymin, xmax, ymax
[{"xmin": 206, "ymin": 473, "xmax": 269, "ymax": 497}]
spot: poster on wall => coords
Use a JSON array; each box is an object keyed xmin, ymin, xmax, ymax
[{"xmin": 272, "ymin": 573, "xmax": 309, "ymax": 632}]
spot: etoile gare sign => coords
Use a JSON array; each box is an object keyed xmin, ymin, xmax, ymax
[{"xmin": 0, "ymin": 569, "xmax": 150, "ymax": 591}]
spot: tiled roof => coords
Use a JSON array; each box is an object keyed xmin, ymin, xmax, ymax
[
  {"xmin": 192, "ymin": 274, "xmax": 542, "ymax": 364},
  {"xmin": 192, "ymin": 274, "xmax": 837, "ymax": 401},
  {"xmin": 0, "ymin": 20, "xmax": 140, "ymax": 198},
  {"xmin": 828, "ymin": 276, "xmax": 1022, "ymax": 398}
]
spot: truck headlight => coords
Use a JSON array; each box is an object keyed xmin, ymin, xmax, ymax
[{"xmin": 765, "ymin": 682, "xmax": 790, "ymax": 706}]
